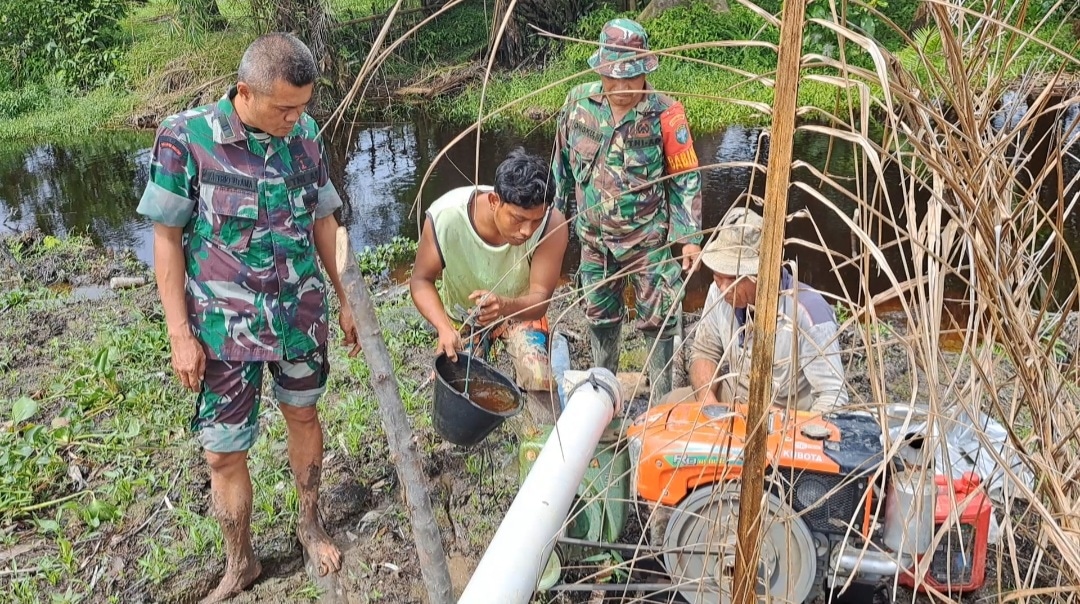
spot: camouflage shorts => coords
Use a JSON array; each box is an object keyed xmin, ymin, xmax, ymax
[
  {"xmin": 192, "ymin": 345, "xmax": 329, "ymax": 453},
  {"xmin": 578, "ymin": 243, "xmax": 682, "ymax": 333}
]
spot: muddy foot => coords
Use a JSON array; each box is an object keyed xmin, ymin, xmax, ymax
[
  {"xmin": 199, "ymin": 558, "xmax": 262, "ymax": 604},
  {"xmin": 298, "ymin": 519, "xmax": 341, "ymax": 577}
]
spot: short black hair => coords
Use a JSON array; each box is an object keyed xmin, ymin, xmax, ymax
[
  {"xmin": 238, "ymin": 33, "xmax": 318, "ymax": 93},
  {"xmin": 493, "ymin": 148, "xmax": 553, "ymax": 209}
]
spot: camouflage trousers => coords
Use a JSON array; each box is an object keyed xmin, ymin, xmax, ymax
[
  {"xmin": 192, "ymin": 344, "xmax": 329, "ymax": 453},
  {"xmin": 578, "ymin": 242, "xmax": 683, "ymax": 333}
]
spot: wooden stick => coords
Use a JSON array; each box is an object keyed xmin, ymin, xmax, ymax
[
  {"xmin": 334, "ymin": 227, "xmax": 454, "ymax": 603},
  {"xmin": 731, "ymin": 0, "xmax": 807, "ymax": 602}
]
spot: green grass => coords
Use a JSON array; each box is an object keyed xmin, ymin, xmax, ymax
[
  {"xmin": 0, "ymin": 232, "xmax": 435, "ymax": 602},
  {"xmin": 436, "ymin": 1, "xmax": 861, "ymax": 132},
  {"xmin": 441, "ymin": 56, "xmax": 860, "ymax": 133},
  {"xmin": 619, "ymin": 344, "xmax": 647, "ymax": 372},
  {"xmin": 0, "ymin": 87, "xmax": 133, "ymax": 142},
  {"xmin": 2, "ymin": 0, "xmax": 1076, "ymax": 142},
  {"xmin": 439, "ymin": 0, "xmax": 1077, "ymax": 133},
  {"xmin": 0, "ymin": 0, "xmax": 253, "ymax": 142},
  {"xmin": 119, "ymin": 1, "xmax": 257, "ymax": 118}
]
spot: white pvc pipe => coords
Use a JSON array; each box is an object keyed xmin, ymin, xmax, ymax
[{"xmin": 458, "ymin": 368, "xmax": 623, "ymax": 604}]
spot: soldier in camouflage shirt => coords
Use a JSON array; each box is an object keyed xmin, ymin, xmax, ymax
[
  {"xmin": 137, "ymin": 34, "xmax": 358, "ymax": 602},
  {"xmin": 552, "ymin": 18, "xmax": 703, "ymax": 399}
]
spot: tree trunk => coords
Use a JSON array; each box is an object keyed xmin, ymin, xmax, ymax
[
  {"xmin": 179, "ymin": 0, "xmax": 227, "ymax": 30},
  {"xmin": 491, "ymin": 0, "xmax": 598, "ymax": 67},
  {"xmin": 638, "ymin": 0, "xmax": 727, "ymax": 22}
]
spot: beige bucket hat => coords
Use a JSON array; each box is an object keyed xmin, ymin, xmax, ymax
[{"xmin": 700, "ymin": 207, "xmax": 764, "ymax": 276}]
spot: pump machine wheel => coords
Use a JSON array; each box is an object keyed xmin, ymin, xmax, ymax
[{"xmin": 662, "ymin": 483, "xmax": 818, "ymax": 604}]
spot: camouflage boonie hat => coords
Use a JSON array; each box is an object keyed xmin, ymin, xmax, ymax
[{"xmin": 588, "ymin": 18, "xmax": 659, "ymax": 79}]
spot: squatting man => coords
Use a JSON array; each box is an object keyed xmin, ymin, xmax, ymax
[{"xmin": 663, "ymin": 206, "xmax": 849, "ymax": 412}]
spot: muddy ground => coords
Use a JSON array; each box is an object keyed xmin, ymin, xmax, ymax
[{"xmin": 0, "ymin": 230, "xmax": 1066, "ymax": 604}]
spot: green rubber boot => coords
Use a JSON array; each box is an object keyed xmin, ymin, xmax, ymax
[
  {"xmin": 588, "ymin": 323, "xmax": 622, "ymax": 375},
  {"xmin": 646, "ymin": 334, "xmax": 675, "ymax": 402}
]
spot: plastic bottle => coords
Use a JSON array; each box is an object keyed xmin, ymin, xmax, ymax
[{"xmin": 550, "ymin": 331, "xmax": 571, "ymax": 410}]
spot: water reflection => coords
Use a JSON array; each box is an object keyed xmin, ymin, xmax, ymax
[
  {"xmin": 1, "ymin": 112, "xmax": 1077, "ymax": 310},
  {"xmin": 0, "ymin": 132, "xmax": 156, "ymax": 255}
]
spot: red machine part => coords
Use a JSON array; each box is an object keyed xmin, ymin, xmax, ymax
[{"xmin": 900, "ymin": 472, "xmax": 990, "ymax": 594}]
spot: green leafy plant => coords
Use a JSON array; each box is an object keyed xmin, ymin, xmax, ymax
[
  {"xmin": 0, "ymin": 0, "xmax": 129, "ymax": 90},
  {"xmin": 804, "ymin": 0, "xmax": 889, "ymax": 60},
  {"xmin": 358, "ymin": 236, "xmax": 418, "ymax": 277}
]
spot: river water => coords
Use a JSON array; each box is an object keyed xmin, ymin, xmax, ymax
[{"xmin": 2, "ymin": 110, "xmax": 1077, "ymax": 310}]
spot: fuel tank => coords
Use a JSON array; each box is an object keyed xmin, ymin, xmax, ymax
[{"xmin": 627, "ymin": 401, "xmax": 885, "ymax": 510}]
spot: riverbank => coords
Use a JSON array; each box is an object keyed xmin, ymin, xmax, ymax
[
  {"xmin": 1, "ymin": 228, "xmax": 1070, "ymax": 603},
  {"xmin": 0, "ymin": 228, "xmax": 655, "ymax": 602},
  {"xmin": 1, "ymin": 0, "xmax": 1075, "ymax": 142},
  {"xmin": 0, "ymin": 230, "xmax": 491, "ymax": 603}
]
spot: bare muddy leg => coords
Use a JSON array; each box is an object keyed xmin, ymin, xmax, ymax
[
  {"xmin": 280, "ymin": 404, "xmax": 341, "ymax": 577},
  {"xmin": 201, "ymin": 451, "xmax": 261, "ymax": 604}
]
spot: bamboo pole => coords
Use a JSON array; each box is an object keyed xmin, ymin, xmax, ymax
[
  {"xmin": 731, "ymin": 0, "xmax": 807, "ymax": 602},
  {"xmin": 334, "ymin": 227, "xmax": 454, "ymax": 603}
]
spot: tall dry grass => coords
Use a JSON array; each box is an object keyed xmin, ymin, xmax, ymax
[{"xmin": 334, "ymin": 0, "xmax": 1080, "ymax": 601}]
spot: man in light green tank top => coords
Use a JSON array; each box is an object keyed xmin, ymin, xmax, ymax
[{"xmin": 410, "ymin": 149, "xmax": 569, "ymax": 414}]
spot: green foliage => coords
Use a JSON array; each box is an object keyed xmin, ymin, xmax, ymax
[
  {"xmin": 565, "ymin": 1, "xmax": 778, "ymax": 69},
  {"xmin": 0, "ymin": 86, "xmax": 132, "ymax": 142},
  {"xmin": 895, "ymin": 16, "xmax": 1077, "ymax": 102},
  {"xmin": 359, "ymin": 236, "xmax": 418, "ymax": 277},
  {"xmin": 833, "ymin": 301, "xmax": 852, "ymax": 324},
  {"xmin": 0, "ymin": 0, "xmax": 129, "ymax": 90},
  {"xmin": 406, "ymin": 0, "xmax": 491, "ymax": 64},
  {"xmin": 0, "ymin": 83, "xmax": 55, "ymax": 121},
  {"xmin": 177, "ymin": 0, "xmax": 228, "ymax": 32},
  {"xmin": 0, "ymin": 288, "xmax": 56, "ymax": 312},
  {"xmin": 643, "ymin": 1, "xmax": 778, "ymax": 70},
  {"xmin": 444, "ymin": 0, "xmax": 793, "ymax": 130}
]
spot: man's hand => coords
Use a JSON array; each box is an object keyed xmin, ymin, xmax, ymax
[
  {"xmin": 436, "ymin": 327, "xmax": 463, "ymax": 362},
  {"xmin": 468, "ymin": 290, "xmax": 504, "ymax": 326},
  {"xmin": 170, "ymin": 332, "xmax": 206, "ymax": 392},
  {"xmin": 340, "ymin": 309, "xmax": 362, "ymax": 358},
  {"xmin": 681, "ymin": 243, "xmax": 702, "ymax": 273}
]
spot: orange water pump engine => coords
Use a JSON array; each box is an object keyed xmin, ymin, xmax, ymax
[{"xmin": 626, "ymin": 400, "xmax": 989, "ymax": 604}]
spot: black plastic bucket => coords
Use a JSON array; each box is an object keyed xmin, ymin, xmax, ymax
[{"xmin": 433, "ymin": 352, "xmax": 524, "ymax": 447}]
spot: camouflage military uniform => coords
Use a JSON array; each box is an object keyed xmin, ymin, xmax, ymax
[
  {"xmin": 552, "ymin": 80, "xmax": 702, "ymax": 333},
  {"xmin": 552, "ymin": 18, "xmax": 702, "ymax": 396},
  {"xmin": 137, "ymin": 87, "xmax": 343, "ymax": 452}
]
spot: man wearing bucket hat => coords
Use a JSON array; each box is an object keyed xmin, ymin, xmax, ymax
[
  {"xmin": 662, "ymin": 206, "xmax": 849, "ymax": 412},
  {"xmin": 551, "ymin": 18, "xmax": 702, "ymax": 400}
]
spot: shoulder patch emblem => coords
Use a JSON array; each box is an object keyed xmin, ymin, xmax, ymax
[
  {"xmin": 155, "ymin": 134, "xmax": 189, "ymax": 172},
  {"xmin": 676, "ymin": 124, "xmax": 689, "ymax": 145}
]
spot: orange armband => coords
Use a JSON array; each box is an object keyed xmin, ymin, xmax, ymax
[{"xmin": 661, "ymin": 102, "xmax": 699, "ymax": 174}]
